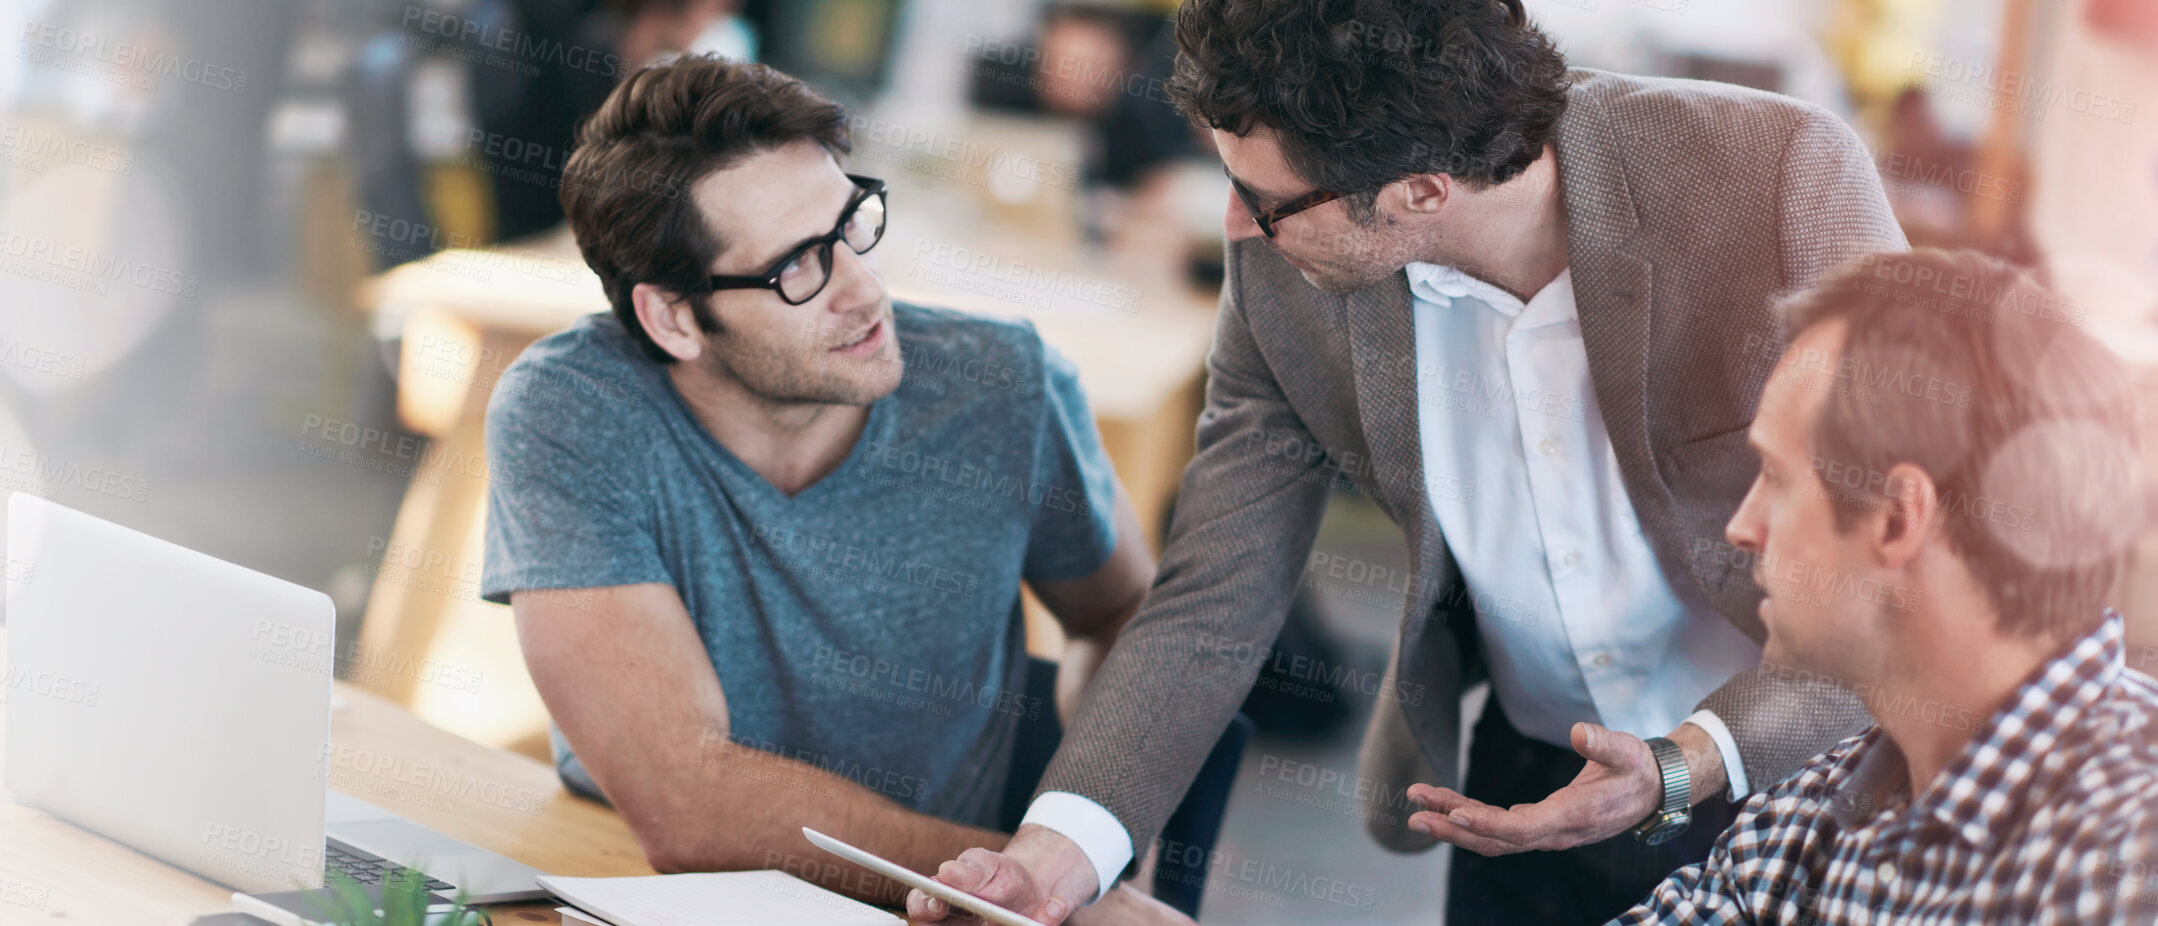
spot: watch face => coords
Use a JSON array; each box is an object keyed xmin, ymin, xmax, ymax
[{"xmin": 1640, "ymin": 813, "xmax": 1691, "ymax": 846}]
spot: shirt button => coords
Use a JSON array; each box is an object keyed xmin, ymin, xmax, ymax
[
  {"xmin": 1877, "ymin": 860, "xmax": 1897, "ymax": 883},
  {"xmin": 1592, "ymin": 653, "xmax": 1613, "ymax": 667},
  {"xmin": 1537, "ymin": 438, "xmax": 1558, "ymax": 457},
  {"xmin": 1562, "ymin": 550, "xmax": 1581, "ymax": 568}
]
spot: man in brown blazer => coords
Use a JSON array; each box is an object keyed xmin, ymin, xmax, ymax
[{"xmin": 912, "ymin": 1, "xmax": 1906, "ymax": 923}]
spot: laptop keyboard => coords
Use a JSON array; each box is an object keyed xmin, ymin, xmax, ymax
[{"xmin": 324, "ymin": 841, "xmax": 454, "ymax": 892}]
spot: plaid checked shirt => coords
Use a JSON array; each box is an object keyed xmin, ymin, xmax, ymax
[{"xmin": 1614, "ymin": 614, "xmax": 2158, "ymax": 925}]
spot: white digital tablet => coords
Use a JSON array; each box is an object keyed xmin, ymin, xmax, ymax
[{"xmin": 801, "ymin": 827, "xmax": 1049, "ymax": 926}]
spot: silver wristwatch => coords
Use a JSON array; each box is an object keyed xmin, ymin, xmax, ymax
[{"xmin": 1634, "ymin": 735, "xmax": 1692, "ymax": 845}]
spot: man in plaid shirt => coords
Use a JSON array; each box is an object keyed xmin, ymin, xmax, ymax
[{"xmin": 1613, "ymin": 249, "xmax": 2158, "ymax": 925}]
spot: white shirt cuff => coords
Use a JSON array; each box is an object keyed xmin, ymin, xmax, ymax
[
  {"xmin": 1683, "ymin": 709, "xmax": 1751, "ymax": 800},
  {"xmin": 1019, "ymin": 792, "xmax": 1133, "ymax": 904}
]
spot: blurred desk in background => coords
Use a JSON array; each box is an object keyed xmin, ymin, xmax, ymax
[{"xmin": 355, "ymin": 222, "xmax": 1220, "ymax": 754}]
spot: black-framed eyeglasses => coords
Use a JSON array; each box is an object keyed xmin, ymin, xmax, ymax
[
  {"xmin": 1226, "ymin": 166, "xmax": 1343, "ymax": 238},
  {"xmin": 707, "ymin": 174, "xmax": 888, "ymax": 305}
]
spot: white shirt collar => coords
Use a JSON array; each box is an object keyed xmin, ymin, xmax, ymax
[
  {"xmin": 1404, "ymin": 262, "xmax": 1574, "ymax": 324},
  {"xmin": 1403, "ymin": 261, "xmax": 1498, "ymax": 307}
]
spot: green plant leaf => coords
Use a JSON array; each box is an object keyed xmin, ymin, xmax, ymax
[
  {"xmin": 291, "ymin": 862, "xmax": 484, "ymax": 925},
  {"xmin": 384, "ymin": 866, "xmax": 424, "ymax": 926},
  {"xmin": 317, "ymin": 869, "xmax": 380, "ymax": 925}
]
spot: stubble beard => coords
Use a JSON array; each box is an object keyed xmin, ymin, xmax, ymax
[
  {"xmin": 1287, "ymin": 212, "xmax": 1424, "ymax": 295},
  {"xmin": 700, "ymin": 331, "xmax": 901, "ymax": 409}
]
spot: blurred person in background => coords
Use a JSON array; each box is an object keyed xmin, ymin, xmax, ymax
[
  {"xmin": 1030, "ymin": 5, "xmax": 1195, "ymax": 220},
  {"xmin": 963, "ymin": 2, "xmax": 1220, "ymax": 279},
  {"xmin": 1028, "ymin": 0, "xmax": 1352, "ymax": 739},
  {"xmin": 478, "ymin": 54, "xmax": 1191, "ymax": 925},
  {"xmin": 1616, "ymin": 249, "xmax": 2156, "ymax": 925},
  {"xmin": 911, "ymin": 0, "xmax": 1910, "ymax": 923},
  {"xmin": 461, "ymin": 0, "xmax": 735, "ymax": 242}
]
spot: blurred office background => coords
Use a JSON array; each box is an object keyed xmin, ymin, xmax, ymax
[{"xmin": 2, "ymin": 0, "xmax": 2154, "ymax": 921}]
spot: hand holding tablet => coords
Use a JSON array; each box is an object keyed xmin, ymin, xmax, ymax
[{"xmin": 801, "ymin": 827, "xmax": 1049, "ymax": 926}]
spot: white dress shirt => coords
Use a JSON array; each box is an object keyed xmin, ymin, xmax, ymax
[
  {"xmin": 1403, "ymin": 262, "xmax": 1758, "ymax": 782},
  {"xmin": 1025, "ymin": 263, "xmax": 1764, "ymax": 898}
]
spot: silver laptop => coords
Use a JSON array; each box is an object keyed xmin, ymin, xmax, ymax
[{"xmin": 4, "ymin": 493, "xmax": 547, "ymax": 902}]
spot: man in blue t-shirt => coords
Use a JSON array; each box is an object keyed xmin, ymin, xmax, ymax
[{"xmin": 479, "ymin": 55, "xmax": 1183, "ymax": 924}]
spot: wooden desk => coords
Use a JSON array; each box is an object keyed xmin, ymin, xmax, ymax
[
  {"xmin": 0, "ymin": 627, "xmax": 654, "ymax": 925},
  {"xmin": 353, "ymin": 220, "xmax": 1220, "ymax": 751}
]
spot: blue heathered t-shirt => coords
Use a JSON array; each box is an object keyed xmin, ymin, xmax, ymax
[{"xmin": 479, "ymin": 304, "xmax": 1119, "ymax": 829}]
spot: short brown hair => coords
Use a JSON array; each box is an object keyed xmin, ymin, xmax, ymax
[
  {"xmin": 1166, "ymin": 0, "xmax": 1569, "ymax": 222},
  {"xmin": 561, "ymin": 55, "xmax": 852, "ymax": 362},
  {"xmin": 1778, "ymin": 249, "xmax": 2141, "ymax": 640}
]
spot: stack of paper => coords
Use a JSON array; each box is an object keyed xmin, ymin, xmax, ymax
[{"xmin": 538, "ymin": 870, "xmax": 903, "ymax": 926}]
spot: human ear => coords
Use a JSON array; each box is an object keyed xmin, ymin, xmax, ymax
[{"xmin": 633, "ymin": 283, "xmax": 706, "ymax": 362}]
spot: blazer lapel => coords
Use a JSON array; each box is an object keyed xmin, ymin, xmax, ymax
[
  {"xmin": 1555, "ymin": 76, "xmax": 1679, "ymax": 570},
  {"xmin": 1343, "ymin": 273, "xmax": 1429, "ymax": 580},
  {"xmin": 1348, "ymin": 273, "xmax": 1492, "ymax": 786}
]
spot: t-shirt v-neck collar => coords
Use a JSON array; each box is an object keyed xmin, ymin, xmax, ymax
[{"xmin": 661, "ymin": 375, "xmax": 895, "ymax": 503}]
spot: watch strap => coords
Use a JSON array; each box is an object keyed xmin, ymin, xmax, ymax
[{"xmin": 1645, "ymin": 735, "xmax": 1691, "ymax": 814}]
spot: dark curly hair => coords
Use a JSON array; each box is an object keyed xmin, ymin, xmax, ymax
[
  {"xmin": 1167, "ymin": 0, "xmax": 1570, "ymax": 222},
  {"xmin": 562, "ymin": 55, "xmax": 852, "ymax": 363}
]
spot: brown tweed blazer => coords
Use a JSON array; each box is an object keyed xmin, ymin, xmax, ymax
[{"xmin": 1035, "ymin": 69, "xmax": 1909, "ymax": 856}]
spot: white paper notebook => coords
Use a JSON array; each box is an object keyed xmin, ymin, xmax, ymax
[
  {"xmin": 556, "ymin": 907, "xmax": 611, "ymax": 926},
  {"xmin": 538, "ymin": 870, "xmax": 903, "ymax": 926}
]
